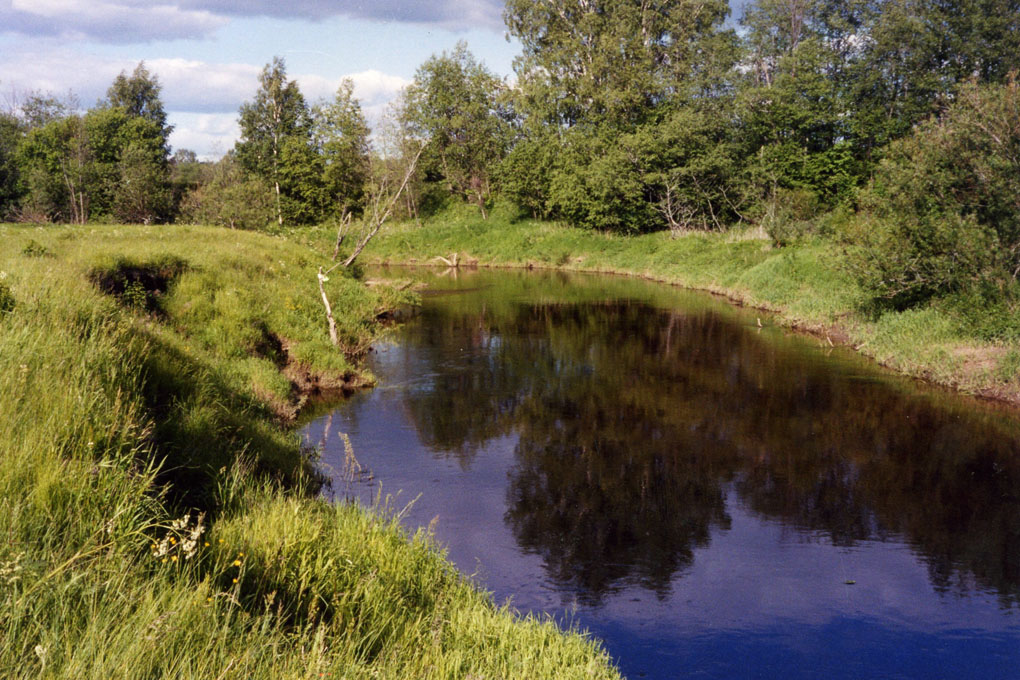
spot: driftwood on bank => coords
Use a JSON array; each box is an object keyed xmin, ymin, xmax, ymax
[
  {"xmin": 317, "ymin": 266, "xmax": 339, "ymax": 346},
  {"xmin": 432, "ymin": 252, "xmax": 460, "ymax": 268}
]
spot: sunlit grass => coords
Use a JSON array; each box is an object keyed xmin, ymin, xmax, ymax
[{"xmin": 0, "ymin": 223, "xmax": 620, "ymax": 680}]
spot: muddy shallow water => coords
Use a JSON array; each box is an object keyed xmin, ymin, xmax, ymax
[{"xmin": 304, "ymin": 268, "xmax": 1020, "ymax": 680}]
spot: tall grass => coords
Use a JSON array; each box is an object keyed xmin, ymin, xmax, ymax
[{"xmin": 0, "ymin": 223, "xmax": 620, "ymax": 680}]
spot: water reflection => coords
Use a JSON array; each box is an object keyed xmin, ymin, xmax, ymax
[{"xmin": 384, "ymin": 275, "xmax": 1020, "ymax": 607}]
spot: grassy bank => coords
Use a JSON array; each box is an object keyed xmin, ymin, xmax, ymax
[
  {"xmin": 0, "ymin": 223, "xmax": 620, "ymax": 679},
  {"xmin": 353, "ymin": 206, "xmax": 1020, "ymax": 405}
]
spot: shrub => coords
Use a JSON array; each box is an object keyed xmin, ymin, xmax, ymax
[
  {"xmin": 844, "ymin": 77, "xmax": 1020, "ymax": 309},
  {"xmin": 0, "ymin": 279, "xmax": 13, "ymax": 316},
  {"xmin": 762, "ymin": 187, "xmax": 821, "ymax": 247}
]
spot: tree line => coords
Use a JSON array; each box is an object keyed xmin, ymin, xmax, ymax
[{"xmin": 1, "ymin": 0, "xmax": 1019, "ymax": 311}]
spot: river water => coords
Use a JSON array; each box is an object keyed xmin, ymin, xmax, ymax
[{"xmin": 302, "ymin": 268, "xmax": 1020, "ymax": 679}]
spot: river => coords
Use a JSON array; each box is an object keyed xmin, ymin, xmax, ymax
[{"xmin": 303, "ymin": 267, "xmax": 1020, "ymax": 680}]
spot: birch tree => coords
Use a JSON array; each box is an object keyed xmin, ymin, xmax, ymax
[{"xmin": 235, "ymin": 57, "xmax": 312, "ymax": 226}]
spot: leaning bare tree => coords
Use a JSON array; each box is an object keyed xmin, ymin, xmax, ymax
[{"xmin": 317, "ymin": 142, "xmax": 427, "ymax": 346}]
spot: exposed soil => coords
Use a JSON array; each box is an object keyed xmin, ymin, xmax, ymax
[
  {"xmin": 256, "ymin": 333, "xmax": 374, "ymax": 423},
  {"xmin": 90, "ymin": 256, "xmax": 189, "ymax": 315}
]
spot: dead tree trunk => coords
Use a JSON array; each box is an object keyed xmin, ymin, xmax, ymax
[
  {"xmin": 332, "ymin": 209, "xmax": 352, "ymax": 262},
  {"xmin": 342, "ymin": 142, "xmax": 426, "ymax": 268},
  {"xmin": 317, "ymin": 266, "xmax": 339, "ymax": 346},
  {"xmin": 316, "ymin": 142, "xmax": 427, "ymax": 347}
]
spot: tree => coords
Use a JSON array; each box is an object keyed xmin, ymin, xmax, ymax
[
  {"xmin": 105, "ymin": 62, "xmax": 173, "ymax": 152},
  {"xmin": 235, "ymin": 57, "xmax": 314, "ymax": 225},
  {"xmin": 16, "ymin": 106, "xmax": 167, "ymax": 223},
  {"xmin": 17, "ymin": 114, "xmax": 93, "ymax": 223},
  {"xmin": 114, "ymin": 140, "xmax": 171, "ymax": 223},
  {"xmin": 178, "ymin": 155, "xmax": 275, "ymax": 230},
  {"xmin": 501, "ymin": 0, "xmax": 739, "ymax": 232},
  {"xmin": 312, "ymin": 79, "xmax": 371, "ymax": 217},
  {"xmin": 0, "ymin": 112, "xmax": 23, "ymax": 217},
  {"xmin": 18, "ymin": 92, "xmax": 72, "ymax": 130},
  {"xmin": 403, "ymin": 43, "xmax": 512, "ymax": 218},
  {"xmin": 848, "ymin": 0, "xmax": 1020, "ymax": 159},
  {"xmin": 736, "ymin": 0, "xmax": 856, "ymax": 215},
  {"xmin": 845, "ymin": 77, "xmax": 1020, "ymax": 309},
  {"xmin": 504, "ymin": 0, "xmax": 734, "ymax": 130},
  {"xmin": 169, "ymin": 149, "xmax": 207, "ymax": 221}
]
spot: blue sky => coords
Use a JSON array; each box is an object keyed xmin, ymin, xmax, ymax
[{"xmin": 0, "ymin": 1, "xmax": 744, "ymax": 159}]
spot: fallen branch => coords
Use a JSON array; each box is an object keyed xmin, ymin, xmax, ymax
[
  {"xmin": 432, "ymin": 252, "xmax": 460, "ymax": 268},
  {"xmin": 332, "ymin": 209, "xmax": 352, "ymax": 262},
  {"xmin": 317, "ymin": 266, "xmax": 339, "ymax": 346},
  {"xmin": 342, "ymin": 141, "xmax": 427, "ymax": 269}
]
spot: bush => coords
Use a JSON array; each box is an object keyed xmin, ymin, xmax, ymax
[
  {"xmin": 762, "ymin": 187, "xmax": 821, "ymax": 247},
  {"xmin": 0, "ymin": 279, "xmax": 14, "ymax": 316},
  {"xmin": 179, "ymin": 157, "xmax": 275, "ymax": 231},
  {"xmin": 844, "ymin": 77, "xmax": 1020, "ymax": 309}
]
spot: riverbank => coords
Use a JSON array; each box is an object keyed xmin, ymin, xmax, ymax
[
  {"xmin": 351, "ymin": 206, "xmax": 1020, "ymax": 407},
  {"xmin": 0, "ymin": 223, "xmax": 620, "ymax": 679}
]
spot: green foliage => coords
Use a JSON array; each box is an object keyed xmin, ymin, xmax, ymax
[
  {"xmin": 178, "ymin": 156, "xmax": 275, "ymax": 230},
  {"xmin": 845, "ymin": 78, "xmax": 1020, "ymax": 309},
  {"xmin": 403, "ymin": 42, "xmax": 512, "ymax": 217},
  {"xmin": 20, "ymin": 239, "xmax": 50, "ymax": 257},
  {"xmin": 15, "ymin": 103, "xmax": 169, "ymax": 224},
  {"xmin": 762, "ymin": 187, "xmax": 822, "ymax": 247},
  {"xmin": 312, "ymin": 79, "xmax": 372, "ymax": 217},
  {"xmin": 168, "ymin": 148, "xmax": 208, "ymax": 218},
  {"xmin": 0, "ymin": 113, "xmax": 23, "ymax": 217},
  {"xmin": 495, "ymin": 131, "xmax": 557, "ymax": 219},
  {"xmin": 501, "ymin": 0, "xmax": 739, "ymax": 232},
  {"xmin": 504, "ymin": 0, "xmax": 734, "ymax": 129},
  {"xmin": 540, "ymin": 105, "xmax": 744, "ymax": 234},
  {"xmin": 17, "ymin": 93, "xmax": 71, "ymax": 129},
  {"xmin": 0, "ymin": 279, "xmax": 13, "ymax": 316},
  {"xmin": 113, "ymin": 140, "xmax": 172, "ymax": 223},
  {"xmin": 849, "ymin": 0, "xmax": 1020, "ymax": 157}
]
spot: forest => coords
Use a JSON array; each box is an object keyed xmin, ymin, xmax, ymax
[{"xmin": 1, "ymin": 0, "xmax": 1019, "ymax": 315}]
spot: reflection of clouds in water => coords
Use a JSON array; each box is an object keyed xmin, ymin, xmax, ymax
[{"xmin": 596, "ymin": 495, "xmax": 1014, "ymax": 634}]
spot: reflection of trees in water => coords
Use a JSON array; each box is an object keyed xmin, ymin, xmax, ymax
[
  {"xmin": 399, "ymin": 297, "xmax": 1020, "ymax": 605},
  {"xmin": 507, "ymin": 399, "xmax": 731, "ymax": 604}
]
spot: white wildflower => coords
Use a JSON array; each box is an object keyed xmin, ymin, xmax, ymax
[
  {"xmin": 0, "ymin": 552, "xmax": 25, "ymax": 584},
  {"xmin": 153, "ymin": 512, "xmax": 206, "ymax": 561}
]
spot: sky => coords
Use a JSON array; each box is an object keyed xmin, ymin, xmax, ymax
[{"xmin": 0, "ymin": 1, "xmax": 746, "ymax": 160}]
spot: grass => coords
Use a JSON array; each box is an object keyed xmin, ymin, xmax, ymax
[
  {"xmin": 350, "ymin": 203, "xmax": 1020, "ymax": 404},
  {"xmin": 0, "ymin": 223, "xmax": 620, "ymax": 680}
]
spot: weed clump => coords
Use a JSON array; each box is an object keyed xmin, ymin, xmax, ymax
[
  {"xmin": 21, "ymin": 240, "xmax": 51, "ymax": 258},
  {"xmin": 0, "ymin": 276, "xmax": 13, "ymax": 317},
  {"xmin": 90, "ymin": 255, "xmax": 189, "ymax": 313}
]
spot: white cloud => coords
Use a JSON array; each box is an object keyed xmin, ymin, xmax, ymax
[
  {"xmin": 178, "ymin": 0, "xmax": 505, "ymax": 31},
  {"xmin": 343, "ymin": 70, "xmax": 410, "ymax": 104},
  {"xmin": 0, "ymin": 47, "xmax": 123, "ymax": 106},
  {"xmin": 167, "ymin": 112, "xmax": 239, "ymax": 159},
  {"xmin": 148, "ymin": 58, "xmax": 261, "ymax": 112},
  {"xmin": 3, "ymin": 0, "xmax": 227, "ymax": 42},
  {"xmin": 0, "ymin": 45, "xmax": 409, "ymax": 158},
  {"xmin": 0, "ymin": 0, "xmax": 505, "ymax": 43}
]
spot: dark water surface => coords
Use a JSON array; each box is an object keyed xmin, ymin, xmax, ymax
[{"xmin": 303, "ymin": 268, "xmax": 1020, "ymax": 679}]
